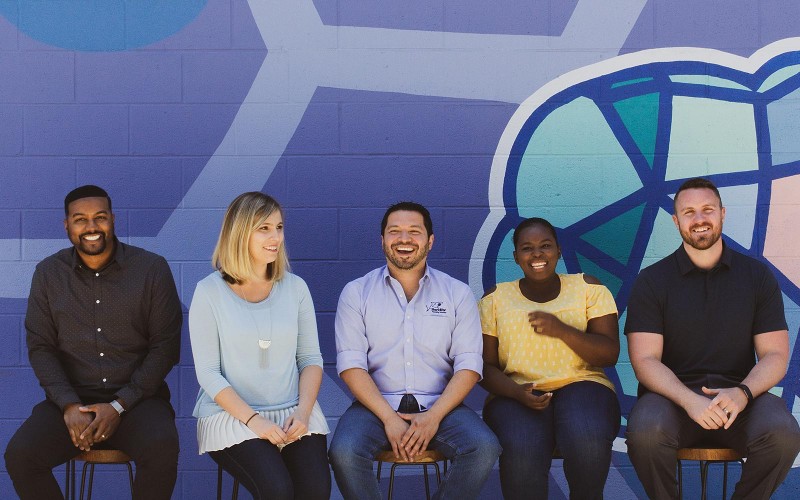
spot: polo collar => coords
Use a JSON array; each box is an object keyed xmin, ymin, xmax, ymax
[{"xmin": 675, "ymin": 240, "xmax": 732, "ymax": 275}]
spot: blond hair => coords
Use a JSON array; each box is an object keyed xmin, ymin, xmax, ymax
[{"xmin": 212, "ymin": 192, "xmax": 289, "ymax": 283}]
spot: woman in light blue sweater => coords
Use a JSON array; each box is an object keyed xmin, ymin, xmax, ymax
[{"xmin": 189, "ymin": 192, "xmax": 330, "ymax": 499}]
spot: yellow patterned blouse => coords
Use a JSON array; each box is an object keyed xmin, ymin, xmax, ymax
[{"xmin": 479, "ymin": 274, "xmax": 618, "ymax": 393}]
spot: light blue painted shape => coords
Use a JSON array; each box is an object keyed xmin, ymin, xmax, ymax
[
  {"xmin": 642, "ymin": 208, "xmax": 681, "ymax": 264},
  {"xmin": 758, "ymin": 64, "xmax": 800, "ymax": 93},
  {"xmin": 666, "ymin": 96, "xmax": 758, "ymax": 180},
  {"xmin": 516, "ymin": 96, "xmax": 641, "ymax": 227},
  {"xmin": 669, "ymin": 74, "xmax": 750, "ymax": 90},
  {"xmin": 784, "ymin": 292, "xmax": 800, "ymax": 364},
  {"xmin": 717, "ymin": 184, "xmax": 757, "ymax": 250},
  {"xmin": 767, "ymin": 87, "xmax": 800, "ymax": 166},
  {"xmin": 0, "ymin": 1, "xmax": 207, "ymax": 51}
]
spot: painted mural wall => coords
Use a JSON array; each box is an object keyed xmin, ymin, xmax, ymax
[{"xmin": 2, "ymin": 1, "xmax": 800, "ymax": 498}]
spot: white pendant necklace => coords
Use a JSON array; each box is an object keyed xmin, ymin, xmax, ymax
[{"xmin": 238, "ymin": 282, "xmax": 273, "ymax": 363}]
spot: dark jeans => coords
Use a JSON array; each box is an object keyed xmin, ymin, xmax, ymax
[
  {"xmin": 627, "ymin": 391, "xmax": 800, "ymax": 500},
  {"xmin": 4, "ymin": 398, "xmax": 179, "ymax": 500},
  {"xmin": 209, "ymin": 433, "xmax": 330, "ymax": 500},
  {"xmin": 484, "ymin": 381, "xmax": 621, "ymax": 500}
]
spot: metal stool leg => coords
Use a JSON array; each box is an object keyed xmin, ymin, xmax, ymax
[
  {"xmin": 700, "ymin": 460, "xmax": 709, "ymax": 500},
  {"xmin": 377, "ymin": 460, "xmax": 382, "ymax": 481},
  {"xmin": 388, "ymin": 463, "xmax": 399, "ymax": 500},
  {"xmin": 677, "ymin": 459, "xmax": 683, "ymax": 500},
  {"xmin": 423, "ymin": 464, "xmax": 431, "ymax": 500},
  {"xmin": 217, "ymin": 465, "xmax": 223, "ymax": 500}
]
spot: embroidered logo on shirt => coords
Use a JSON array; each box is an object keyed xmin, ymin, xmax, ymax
[{"xmin": 425, "ymin": 301, "xmax": 447, "ymax": 315}]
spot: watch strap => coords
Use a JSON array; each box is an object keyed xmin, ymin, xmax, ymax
[{"xmin": 110, "ymin": 399, "xmax": 125, "ymax": 416}]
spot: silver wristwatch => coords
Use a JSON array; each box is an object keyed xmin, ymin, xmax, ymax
[{"xmin": 110, "ymin": 399, "xmax": 125, "ymax": 416}]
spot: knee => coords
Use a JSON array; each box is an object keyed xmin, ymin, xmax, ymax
[
  {"xmin": 328, "ymin": 430, "xmax": 371, "ymax": 469},
  {"xmin": 134, "ymin": 428, "xmax": 179, "ymax": 466},
  {"xmin": 4, "ymin": 431, "xmax": 39, "ymax": 475},
  {"xmin": 460, "ymin": 427, "xmax": 502, "ymax": 466}
]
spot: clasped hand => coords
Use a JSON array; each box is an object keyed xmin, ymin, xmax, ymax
[
  {"xmin": 385, "ymin": 411, "xmax": 440, "ymax": 461},
  {"xmin": 64, "ymin": 403, "xmax": 121, "ymax": 451},
  {"xmin": 248, "ymin": 410, "xmax": 309, "ymax": 446},
  {"xmin": 686, "ymin": 386, "xmax": 748, "ymax": 430},
  {"xmin": 528, "ymin": 311, "xmax": 566, "ymax": 338}
]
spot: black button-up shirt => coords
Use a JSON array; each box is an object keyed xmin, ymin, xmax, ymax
[
  {"xmin": 25, "ymin": 240, "xmax": 182, "ymax": 410},
  {"xmin": 624, "ymin": 242, "xmax": 787, "ymax": 393}
]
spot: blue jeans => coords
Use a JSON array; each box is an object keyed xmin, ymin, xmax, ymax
[
  {"xmin": 329, "ymin": 402, "xmax": 501, "ymax": 500},
  {"xmin": 209, "ymin": 433, "xmax": 330, "ymax": 500},
  {"xmin": 484, "ymin": 381, "xmax": 621, "ymax": 500}
]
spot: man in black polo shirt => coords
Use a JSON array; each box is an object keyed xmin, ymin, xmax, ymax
[
  {"xmin": 4, "ymin": 185, "xmax": 182, "ymax": 499},
  {"xmin": 625, "ymin": 177, "xmax": 800, "ymax": 499}
]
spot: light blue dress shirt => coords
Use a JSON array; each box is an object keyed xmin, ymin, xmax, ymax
[{"xmin": 335, "ymin": 265, "xmax": 483, "ymax": 410}]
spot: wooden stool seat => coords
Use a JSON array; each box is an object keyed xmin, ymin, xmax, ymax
[
  {"xmin": 375, "ymin": 450, "xmax": 448, "ymax": 500},
  {"xmin": 66, "ymin": 449, "xmax": 134, "ymax": 500},
  {"xmin": 677, "ymin": 447, "xmax": 744, "ymax": 500}
]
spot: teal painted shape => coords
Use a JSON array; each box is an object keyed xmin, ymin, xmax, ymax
[
  {"xmin": 613, "ymin": 93, "xmax": 659, "ymax": 168},
  {"xmin": 718, "ymin": 184, "xmax": 757, "ymax": 249},
  {"xmin": 580, "ymin": 203, "xmax": 646, "ymax": 265},
  {"xmin": 666, "ymin": 96, "xmax": 758, "ymax": 180},
  {"xmin": 758, "ymin": 64, "xmax": 800, "ymax": 93},
  {"xmin": 610, "ymin": 77, "xmax": 653, "ymax": 89},
  {"xmin": 576, "ymin": 253, "xmax": 622, "ymax": 297},
  {"xmin": 669, "ymin": 74, "xmax": 749, "ymax": 90},
  {"xmin": 0, "ymin": 1, "xmax": 207, "ymax": 51},
  {"xmin": 517, "ymin": 96, "xmax": 641, "ymax": 228},
  {"xmin": 767, "ymin": 87, "xmax": 800, "ymax": 166},
  {"xmin": 617, "ymin": 311, "xmax": 639, "ymax": 397}
]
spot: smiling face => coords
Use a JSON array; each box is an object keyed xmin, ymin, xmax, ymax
[
  {"xmin": 382, "ymin": 210, "xmax": 433, "ymax": 272},
  {"xmin": 673, "ymin": 187, "xmax": 725, "ymax": 251},
  {"xmin": 248, "ymin": 210, "xmax": 284, "ymax": 271},
  {"xmin": 513, "ymin": 223, "xmax": 560, "ymax": 282},
  {"xmin": 64, "ymin": 196, "xmax": 115, "ymax": 264}
]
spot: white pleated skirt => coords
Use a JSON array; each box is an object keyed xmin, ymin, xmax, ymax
[{"xmin": 197, "ymin": 401, "xmax": 329, "ymax": 454}]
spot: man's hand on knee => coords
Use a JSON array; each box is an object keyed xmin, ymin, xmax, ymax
[{"xmin": 383, "ymin": 413, "xmax": 411, "ymax": 461}]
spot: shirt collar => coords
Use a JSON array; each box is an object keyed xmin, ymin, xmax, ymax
[
  {"xmin": 381, "ymin": 264, "xmax": 431, "ymax": 284},
  {"xmin": 675, "ymin": 239, "xmax": 732, "ymax": 275},
  {"xmin": 71, "ymin": 237, "xmax": 124, "ymax": 272}
]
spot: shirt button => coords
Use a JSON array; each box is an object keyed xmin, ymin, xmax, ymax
[
  {"xmin": 95, "ymin": 273, "xmax": 99, "ymax": 277},
  {"xmin": 96, "ymin": 299, "xmax": 100, "ymax": 304},
  {"xmin": 406, "ymin": 338, "xmax": 411, "ymax": 342},
  {"xmin": 406, "ymin": 315, "xmax": 411, "ymax": 319},
  {"xmin": 406, "ymin": 361, "xmax": 412, "ymax": 366},
  {"xmin": 100, "ymin": 353, "xmax": 104, "ymax": 357},
  {"xmin": 97, "ymin": 328, "xmax": 102, "ymax": 332},
  {"xmin": 102, "ymin": 378, "xmax": 107, "ymax": 382}
]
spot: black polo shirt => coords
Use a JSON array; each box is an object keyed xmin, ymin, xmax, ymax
[{"xmin": 624, "ymin": 241, "xmax": 786, "ymax": 392}]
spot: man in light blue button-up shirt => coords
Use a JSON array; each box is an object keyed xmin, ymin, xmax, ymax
[{"xmin": 329, "ymin": 202, "xmax": 501, "ymax": 500}]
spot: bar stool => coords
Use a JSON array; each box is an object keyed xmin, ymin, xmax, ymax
[
  {"xmin": 677, "ymin": 447, "xmax": 744, "ymax": 500},
  {"xmin": 65, "ymin": 449, "xmax": 134, "ymax": 500},
  {"xmin": 216, "ymin": 463, "xmax": 240, "ymax": 500},
  {"xmin": 375, "ymin": 450, "xmax": 448, "ymax": 500}
]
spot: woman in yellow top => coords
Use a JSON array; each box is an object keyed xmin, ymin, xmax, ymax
[{"xmin": 479, "ymin": 217, "xmax": 620, "ymax": 500}]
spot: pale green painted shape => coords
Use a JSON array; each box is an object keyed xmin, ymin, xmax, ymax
[
  {"xmin": 581, "ymin": 203, "xmax": 646, "ymax": 265},
  {"xmin": 793, "ymin": 396, "xmax": 800, "ymax": 414},
  {"xmin": 611, "ymin": 77, "xmax": 653, "ymax": 89},
  {"xmin": 758, "ymin": 64, "xmax": 800, "ymax": 93},
  {"xmin": 666, "ymin": 96, "xmax": 758, "ymax": 180},
  {"xmin": 576, "ymin": 253, "xmax": 623, "ymax": 297},
  {"xmin": 495, "ymin": 230, "xmax": 522, "ymax": 285},
  {"xmin": 769, "ymin": 386, "xmax": 784, "ymax": 397},
  {"xmin": 642, "ymin": 208, "xmax": 681, "ymax": 265},
  {"xmin": 613, "ymin": 93, "xmax": 659, "ymax": 168},
  {"xmin": 669, "ymin": 74, "xmax": 749, "ymax": 90},
  {"xmin": 718, "ymin": 184, "xmax": 758, "ymax": 249},
  {"xmin": 517, "ymin": 96, "xmax": 642, "ymax": 228}
]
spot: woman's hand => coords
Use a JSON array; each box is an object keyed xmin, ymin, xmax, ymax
[
  {"xmin": 528, "ymin": 311, "xmax": 567, "ymax": 338},
  {"xmin": 248, "ymin": 415, "xmax": 289, "ymax": 446},
  {"xmin": 282, "ymin": 409, "xmax": 310, "ymax": 443},
  {"xmin": 516, "ymin": 382, "xmax": 552, "ymax": 410}
]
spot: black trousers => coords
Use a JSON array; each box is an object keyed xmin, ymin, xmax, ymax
[
  {"xmin": 209, "ymin": 433, "xmax": 330, "ymax": 500},
  {"xmin": 4, "ymin": 398, "xmax": 179, "ymax": 500}
]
